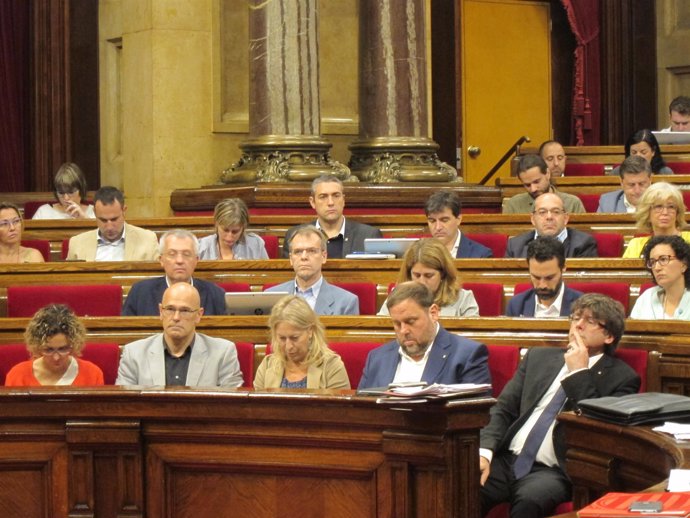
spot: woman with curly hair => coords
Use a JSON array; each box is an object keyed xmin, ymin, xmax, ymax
[{"xmin": 5, "ymin": 304, "xmax": 104, "ymax": 386}]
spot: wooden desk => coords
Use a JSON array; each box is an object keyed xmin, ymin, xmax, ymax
[
  {"xmin": 0, "ymin": 387, "xmax": 493, "ymax": 518},
  {"xmin": 559, "ymin": 412, "xmax": 690, "ymax": 511}
]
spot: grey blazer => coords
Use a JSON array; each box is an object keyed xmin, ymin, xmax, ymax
[
  {"xmin": 596, "ymin": 190, "xmax": 627, "ymax": 213},
  {"xmin": 115, "ymin": 332, "xmax": 244, "ymax": 387},
  {"xmin": 265, "ymin": 278, "xmax": 359, "ymax": 315}
]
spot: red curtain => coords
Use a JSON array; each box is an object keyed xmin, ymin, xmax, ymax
[
  {"xmin": 0, "ymin": 0, "xmax": 29, "ymax": 191},
  {"xmin": 561, "ymin": 0, "xmax": 601, "ymax": 145}
]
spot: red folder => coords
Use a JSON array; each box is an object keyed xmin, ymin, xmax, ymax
[{"xmin": 578, "ymin": 492, "xmax": 690, "ymax": 517}]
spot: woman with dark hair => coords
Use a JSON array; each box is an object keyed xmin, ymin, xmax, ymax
[
  {"xmin": 0, "ymin": 202, "xmax": 44, "ymax": 263},
  {"xmin": 32, "ymin": 163, "xmax": 95, "ymax": 219},
  {"xmin": 612, "ymin": 129, "xmax": 673, "ymax": 176},
  {"xmin": 5, "ymin": 304, "xmax": 104, "ymax": 386},
  {"xmin": 630, "ymin": 235, "xmax": 690, "ymax": 320}
]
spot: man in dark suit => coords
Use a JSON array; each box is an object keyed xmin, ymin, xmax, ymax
[
  {"xmin": 281, "ymin": 175, "xmax": 382, "ymax": 258},
  {"xmin": 358, "ymin": 282, "xmax": 490, "ymax": 389},
  {"xmin": 425, "ymin": 190, "xmax": 492, "ymax": 258},
  {"xmin": 506, "ymin": 237, "xmax": 582, "ymax": 317},
  {"xmin": 122, "ymin": 229, "xmax": 226, "ymax": 316},
  {"xmin": 505, "ymin": 192, "xmax": 598, "ymax": 258},
  {"xmin": 480, "ymin": 293, "xmax": 640, "ymax": 518}
]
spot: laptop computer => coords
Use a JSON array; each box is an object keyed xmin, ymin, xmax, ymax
[
  {"xmin": 363, "ymin": 238, "xmax": 419, "ymax": 258},
  {"xmin": 224, "ymin": 291, "xmax": 290, "ymax": 316},
  {"xmin": 652, "ymin": 131, "xmax": 690, "ymax": 145}
]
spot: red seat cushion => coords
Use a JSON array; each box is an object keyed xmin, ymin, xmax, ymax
[
  {"xmin": 577, "ymin": 193, "xmax": 601, "ymax": 213},
  {"xmin": 217, "ymin": 283, "xmax": 251, "ymax": 293},
  {"xmin": 615, "ymin": 348, "xmax": 647, "ymax": 392},
  {"xmin": 592, "ymin": 232, "xmax": 624, "ymax": 257},
  {"xmin": 463, "ymin": 283, "xmax": 504, "ymax": 316},
  {"xmin": 234, "ymin": 342, "xmax": 254, "ymax": 388},
  {"xmin": 328, "ymin": 342, "xmax": 381, "ymax": 388},
  {"xmin": 486, "ymin": 345, "xmax": 520, "ymax": 397},
  {"xmin": 666, "ymin": 162, "xmax": 690, "ymax": 174},
  {"xmin": 565, "ymin": 163, "xmax": 604, "ymax": 176},
  {"xmin": 81, "ymin": 343, "xmax": 121, "ymax": 385},
  {"xmin": 465, "ymin": 233, "xmax": 508, "ymax": 258},
  {"xmin": 21, "ymin": 239, "xmax": 51, "ymax": 261},
  {"xmin": 7, "ymin": 285, "xmax": 123, "ymax": 317},
  {"xmin": 333, "ymin": 282, "xmax": 378, "ymax": 315},
  {"xmin": 568, "ymin": 282, "xmax": 630, "ymax": 314},
  {"xmin": 260, "ymin": 234, "xmax": 279, "ymax": 259}
]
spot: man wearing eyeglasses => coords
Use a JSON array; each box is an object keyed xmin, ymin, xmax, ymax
[
  {"xmin": 480, "ymin": 293, "xmax": 640, "ymax": 518},
  {"xmin": 116, "ymin": 282, "xmax": 243, "ymax": 387},
  {"xmin": 267, "ymin": 225, "xmax": 359, "ymax": 315},
  {"xmin": 505, "ymin": 193, "xmax": 598, "ymax": 258},
  {"xmin": 122, "ymin": 229, "xmax": 227, "ymax": 316},
  {"xmin": 66, "ymin": 186, "xmax": 160, "ymax": 261}
]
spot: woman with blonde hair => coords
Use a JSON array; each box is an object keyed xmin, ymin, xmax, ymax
[
  {"xmin": 5, "ymin": 304, "xmax": 104, "ymax": 386},
  {"xmin": 0, "ymin": 202, "xmax": 44, "ymax": 263},
  {"xmin": 378, "ymin": 238, "xmax": 479, "ymax": 316},
  {"xmin": 253, "ymin": 295, "xmax": 350, "ymax": 389},
  {"xmin": 32, "ymin": 162, "xmax": 95, "ymax": 219},
  {"xmin": 623, "ymin": 182, "xmax": 690, "ymax": 258},
  {"xmin": 198, "ymin": 198, "xmax": 268, "ymax": 260}
]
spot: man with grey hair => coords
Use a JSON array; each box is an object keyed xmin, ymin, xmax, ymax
[
  {"xmin": 281, "ymin": 175, "xmax": 382, "ymax": 258},
  {"xmin": 268, "ymin": 225, "xmax": 359, "ymax": 315},
  {"xmin": 122, "ymin": 229, "xmax": 226, "ymax": 316},
  {"xmin": 597, "ymin": 156, "xmax": 652, "ymax": 213}
]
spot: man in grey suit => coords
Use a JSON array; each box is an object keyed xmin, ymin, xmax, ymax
[
  {"xmin": 597, "ymin": 156, "xmax": 652, "ymax": 213},
  {"xmin": 67, "ymin": 186, "xmax": 159, "ymax": 261},
  {"xmin": 116, "ymin": 282, "xmax": 243, "ymax": 387},
  {"xmin": 281, "ymin": 175, "xmax": 382, "ymax": 258},
  {"xmin": 268, "ymin": 225, "xmax": 359, "ymax": 315},
  {"xmin": 505, "ymin": 193, "xmax": 598, "ymax": 258}
]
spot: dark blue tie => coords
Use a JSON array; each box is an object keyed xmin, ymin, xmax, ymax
[{"xmin": 513, "ymin": 386, "xmax": 567, "ymax": 479}]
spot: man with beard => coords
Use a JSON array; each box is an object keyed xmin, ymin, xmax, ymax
[
  {"xmin": 358, "ymin": 282, "xmax": 490, "ymax": 389},
  {"xmin": 503, "ymin": 154, "xmax": 585, "ymax": 214},
  {"xmin": 505, "ymin": 237, "xmax": 582, "ymax": 317},
  {"xmin": 505, "ymin": 193, "xmax": 598, "ymax": 258}
]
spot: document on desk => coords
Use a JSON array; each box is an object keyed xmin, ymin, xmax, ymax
[
  {"xmin": 365, "ymin": 383, "xmax": 492, "ymax": 403},
  {"xmin": 654, "ymin": 422, "xmax": 690, "ymax": 440}
]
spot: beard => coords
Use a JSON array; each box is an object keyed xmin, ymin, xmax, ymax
[{"xmin": 535, "ymin": 281, "xmax": 562, "ymax": 302}]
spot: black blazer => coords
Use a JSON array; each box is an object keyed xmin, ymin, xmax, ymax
[
  {"xmin": 281, "ymin": 219, "xmax": 382, "ymax": 258},
  {"xmin": 505, "ymin": 286, "xmax": 583, "ymax": 317},
  {"xmin": 505, "ymin": 228, "xmax": 598, "ymax": 258}
]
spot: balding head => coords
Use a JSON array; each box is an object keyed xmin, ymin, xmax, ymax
[
  {"xmin": 531, "ymin": 193, "xmax": 569, "ymax": 237},
  {"xmin": 159, "ymin": 283, "xmax": 204, "ymax": 349}
]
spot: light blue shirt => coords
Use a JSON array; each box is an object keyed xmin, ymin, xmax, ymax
[
  {"xmin": 95, "ymin": 226, "xmax": 126, "ymax": 261},
  {"xmin": 295, "ymin": 276, "xmax": 323, "ymax": 310}
]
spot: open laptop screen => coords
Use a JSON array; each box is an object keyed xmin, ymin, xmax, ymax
[
  {"xmin": 363, "ymin": 238, "xmax": 419, "ymax": 258},
  {"xmin": 225, "ymin": 291, "xmax": 290, "ymax": 316}
]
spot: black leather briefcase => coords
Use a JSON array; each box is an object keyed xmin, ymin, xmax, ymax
[{"xmin": 576, "ymin": 392, "xmax": 690, "ymax": 425}]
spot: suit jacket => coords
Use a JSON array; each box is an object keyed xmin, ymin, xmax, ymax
[
  {"xmin": 121, "ymin": 277, "xmax": 227, "ymax": 316},
  {"xmin": 253, "ymin": 352, "xmax": 351, "ymax": 389},
  {"xmin": 505, "ymin": 286, "xmax": 583, "ymax": 317},
  {"xmin": 357, "ymin": 326, "xmax": 491, "ymax": 389},
  {"xmin": 281, "ymin": 219, "xmax": 382, "ymax": 258},
  {"xmin": 67, "ymin": 223, "xmax": 160, "ymax": 261},
  {"xmin": 265, "ymin": 278, "xmax": 359, "ymax": 315},
  {"xmin": 115, "ymin": 332, "xmax": 243, "ymax": 387},
  {"xmin": 502, "ymin": 189, "xmax": 586, "ymax": 214},
  {"xmin": 480, "ymin": 347, "xmax": 640, "ymax": 470},
  {"xmin": 457, "ymin": 235, "xmax": 493, "ymax": 258},
  {"xmin": 505, "ymin": 228, "xmax": 598, "ymax": 258},
  {"xmin": 596, "ymin": 190, "xmax": 627, "ymax": 213}
]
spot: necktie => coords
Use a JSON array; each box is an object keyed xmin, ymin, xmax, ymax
[{"xmin": 513, "ymin": 386, "xmax": 567, "ymax": 479}]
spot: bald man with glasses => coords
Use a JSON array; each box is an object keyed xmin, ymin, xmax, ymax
[{"xmin": 116, "ymin": 282, "xmax": 243, "ymax": 387}]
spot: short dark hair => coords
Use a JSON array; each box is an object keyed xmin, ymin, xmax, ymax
[
  {"xmin": 517, "ymin": 154, "xmax": 548, "ymax": 176},
  {"xmin": 386, "ymin": 281, "xmax": 435, "ymax": 312},
  {"xmin": 526, "ymin": 236, "xmax": 566, "ymax": 269},
  {"xmin": 571, "ymin": 293, "xmax": 626, "ymax": 354},
  {"xmin": 94, "ymin": 186, "xmax": 125, "ymax": 207},
  {"xmin": 669, "ymin": 96, "xmax": 690, "ymax": 116},
  {"xmin": 618, "ymin": 155, "xmax": 652, "ymax": 178},
  {"xmin": 624, "ymin": 129, "xmax": 667, "ymax": 174},
  {"xmin": 425, "ymin": 190, "xmax": 462, "ymax": 217},
  {"xmin": 642, "ymin": 234, "xmax": 690, "ymax": 287}
]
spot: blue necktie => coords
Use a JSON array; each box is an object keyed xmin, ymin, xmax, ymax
[{"xmin": 513, "ymin": 386, "xmax": 567, "ymax": 479}]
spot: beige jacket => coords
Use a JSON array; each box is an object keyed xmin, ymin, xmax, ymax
[
  {"xmin": 67, "ymin": 223, "xmax": 160, "ymax": 261},
  {"xmin": 253, "ymin": 352, "xmax": 351, "ymax": 390}
]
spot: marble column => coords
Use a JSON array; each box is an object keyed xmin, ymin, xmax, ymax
[
  {"xmin": 349, "ymin": 0, "xmax": 457, "ymax": 183},
  {"xmin": 222, "ymin": 0, "xmax": 351, "ymax": 183}
]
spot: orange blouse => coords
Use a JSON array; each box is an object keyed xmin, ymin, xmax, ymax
[{"xmin": 5, "ymin": 357, "xmax": 105, "ymax": 386}]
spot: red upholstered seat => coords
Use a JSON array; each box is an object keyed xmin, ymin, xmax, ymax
[
  {"xmin": 615, "ymin": 348, "xmax": 648, "ymax": 392},
  {"xmin": 577, "ymin": 193, "xmax": 601, "ymax": 213},
  {"xmin": 333, "ymin": 282, "xmax": 378, "ymax": 315},
  {"xmin": 234, "ymin": 341, "xmax": 254, "ymax": 388},
  {"xmin": 465, "ymin": 233, "xmax": 508, "ymax": 258},
  {"xmin": 21, "ymin": 239, "xmax": 51, "ymax": 261},
  {"xmin": 683, "ymin": 190, "xmax": 690, "ymax": 210},
  {"xmin": 0, "ymin": 343, "xmax": 120, "ymax": 385},
  {"xmin": 61, "ymin": 238, "xmax": 69, "ymax": 260},
  {"xmin": 486, "ymin": 345, "xmax": 519, "ymax": 397},
  {"xmin": 217, "ymin": 282, "xmax": 251, "ymax": 293},
  {"xmin": 639, "ymin": 282, "xmax": 655, "ymax": 295},
  {"xmin": 565, "ymin": 163, "xmax": 604, "ymax": 176},
  {"xmin": 260, "ymin": 234, "xmax": 279, "ymax": 259},
  {"xmin": 592, "ymin": 232, "xmax": 624, "ymax": 257},
  {"xmin": 328, "ymin": 342, "xmax": 381, "ymax": 388},
  {"xmin": 568, "ymin": 282, "xmax": 630, "ymax": 314},
  {"xmin": 463, "ymin": 283, "xmax": 504, "ymax": 316},
  {"xmin": 7, "ymin": 285, "xmax": 123, "ymax": 317},
  {"xmin": 666, "ymin": 162, "xmax": 690, "ymax": 174}
]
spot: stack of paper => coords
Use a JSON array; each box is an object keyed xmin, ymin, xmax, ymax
[
  {"xmin": 654, "ymin": 422, "xmax": 690, "ymax": 441},
  {"xmin": 379, "ymin": 383, "xmax": 491, "ymax": 400}
]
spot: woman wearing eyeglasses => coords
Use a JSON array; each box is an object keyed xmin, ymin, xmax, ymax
[
  {"xmin": 630, "ymin": 235, "xmax": 690, "ymax": 320},
  {"xmin": 378, "ymin": 238, "xmax": 479, "ymax": 316},
  {"xmin": 5, "ymin": 304, "xmax": 104, "ymax": 386},
  {"xmin": 254, "ymin": 295, "xmax": 350, "ymax": 390},
  {"xmin": 0, "ymin": 202, "xmax": 44, "ymax": 263},
  {"xmin": 32, "ymin": 163, "xmax": 95, "ymax": 220},
  {"xmin": 623, "ymin": 182, "xmax": 690, "ymax": 258}
]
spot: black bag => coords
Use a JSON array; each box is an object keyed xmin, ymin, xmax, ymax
[{"xmin": 577, "ymin": 392, "xmax": 690, "ymax": 425}]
